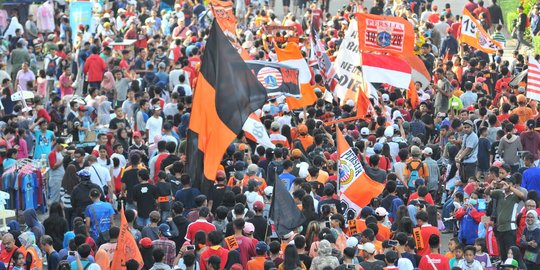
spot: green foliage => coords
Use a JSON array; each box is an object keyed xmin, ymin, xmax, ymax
[{"xmin": 534, "ymin": 36, "xmax": 540, "ymax": 53}]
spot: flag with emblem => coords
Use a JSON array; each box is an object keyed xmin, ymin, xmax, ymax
[
  {"xmin": 112, "ymin": 207, "xmax": 143, "ymax": 269},
  {"xmin": 356, "ymin": 13, "xmax": 414, "ymax": 56},
  {"xmin": 245, "ymin": 60, "xmax": 301, "ymax": 98},
  {"xmin": 460, "ymin": 8, "xmax": 502, "ymax": 54},
  {"xmin": 337, "ymin": 128, "xmax": 385, "ymax": 219}
]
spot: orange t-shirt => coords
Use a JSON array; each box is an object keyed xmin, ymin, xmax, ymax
[
  {"xmin": 247, "ymin": 256, "xmax": 267, "ymax": 270},
  {"xmin": 513, "ymin": 106, "xmax": 533, "ymax": 125},
  {"xmin": 298, "ymin": 135, "xmax": 314, "ymax": 151}
]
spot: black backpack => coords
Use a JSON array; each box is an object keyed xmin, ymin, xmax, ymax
[{"xmin": 46, "ymin": 57, "xmax": 58, "ymax": 77}]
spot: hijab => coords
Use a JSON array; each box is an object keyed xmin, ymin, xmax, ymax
[
  {"xmin": 526, "ymin": 209, "xmax": 540, "ymax": 231},
  {"xmin": 397, "ymin": 258, "xmax": 414, "ymax": 270},
  {"xmin": 23, "ymin": 208, "xmax": 45, "ymax": 244}
]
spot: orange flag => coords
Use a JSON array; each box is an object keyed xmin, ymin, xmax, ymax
[
  {"xmin": 286, "ymin": 84, "xmax": 318, "ymax": 110},
  {"xmin": 337, "ymin": 128, "xmax": 385, "ymax": 217},
  {"xmin": 111, "ymin": 208, "xmax": 144, "ymax": 269},
  {"xmin": 408, "ymin": 80, "xmax": 420, "ymax": 110},
  {"xmin": 356, "ymin": 86, "xmax": 371, "ymax": 119},
  {"xmin": 210, "ymin": 0, "xmax": 250, "ymax": 60}
]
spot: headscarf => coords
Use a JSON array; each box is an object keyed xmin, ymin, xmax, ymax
[
  {"xmin": 397, "ymin": 258, "xmax": 414, "ymax": 270},
  {"xmin": 63, "ymin": 231, "xmax": 75, "ymax": 249},
  {"xmin": 4, "ymin": 17, "xmax": 24, "ymax": 39},
  {"xmin": 62, "ymin": 164, "xmax": 80, "ymax": 194},
  {"xmin": 526, "ymin": 209, "xmax": 540, "ymax": 231},
  {"xmin": 18, "ymin": 231, "xmax": 36, "ymax": 248},
  {"xmin": 23, "ymin": 208, "xmax": 45, "ymax": 243},
  {"xmin": 7, "ymin": 220, "xmax": 20, "ymax": 232},
  {"xmin": 178, "ymin": 113, "xmax": 190, "ymax": 139}
]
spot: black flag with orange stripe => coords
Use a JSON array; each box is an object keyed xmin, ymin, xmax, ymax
[{"xmin": 187, "ymin": 20, "xmax": 267, "ymax": 194}]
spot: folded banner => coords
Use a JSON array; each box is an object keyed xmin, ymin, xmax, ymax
[
  {"xmin": 361, "ymin": 53, "xmax": 412, "ymax": 89},
  {"xmin": 460, "ymin": 9, "xmax": 502, "ymax": 54},
  {"xmin": 243, "ymin": 113, "xmax": 276, "ymax": 149},
  {"xmin": 270, "ymin": 172, "xmax": 306, "ymax": 236},
  {"xmin": 338, "ymin": 128, "xmax": 385, "ymax": 220},
  {"xmin": 356, "ymin": 13, "xmax": 414, "ymax": 56},
  {"xmin": 245, "ymin": 60, "xmax": 301, "ymax": 98},
  {"xmin": 527, "ymin": 55, "xmax": 540, "ymax": 101},
  {"xmin": 187, "ymin": 20, "xmax": 267, "ymax": 192},
  {"xmin": 334, "ymin": 19, "xmax": 363, "ymax": 105}
]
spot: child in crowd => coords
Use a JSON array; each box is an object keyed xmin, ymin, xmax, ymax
[
  {"xmin": 474, "ymin": 238, "xmax": 492, "ymax": 269},
  {"xmin": 457, "ymin": 245, "xmax": 483, "ymax": 270},
  {"xmin": 449, "ymin": 244, "xmax": 464, "ymax": 268}
]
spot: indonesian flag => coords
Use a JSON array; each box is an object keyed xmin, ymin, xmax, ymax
[
  {"xmin": 361, "ymin": 53, "xmax": 412, "ymax": 89},
  {"xmin": 337, "ymin": 128, "xmax": 385, "ymax": 218},
  {"xmin": 275, "ymin": 42, "xmax": 317, "ymax": 110},
  {"xmin": 460, "ymin": 9, "xmax": 502, "ymax": 54},
  {"xmin": 403, "ymin": 55, "xmax": 431, "ymax": 91},
  {"xmin": 527, "ymin": 55, "xmax": 540, "ymax": 101},
  {"xmin": 243, "ymin": 113, "xmax": 276, "ymax": 149}
]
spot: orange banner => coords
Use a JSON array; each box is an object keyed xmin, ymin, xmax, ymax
[
  {"xmin": 210, "ymin": 0, "xmax": 249, "ymax": 59},
  {"xmin": 356, "ymin": 13, "xmax": 414, "ymax": 56}
]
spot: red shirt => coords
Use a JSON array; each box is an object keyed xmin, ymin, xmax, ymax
[
  {"xmin": 0, "ymin": 246, "xmax": 18, "ymax": 266},
  {"xmin": 84, "ymin": 54, "xmax": 107, "ymax": 82},
  {"xmin": 235, "ymin": 235, "xmax": 257, "ymax": 268},
  {"xmin": 417, "ymin": 225, "xmax": 441, "ymax": 256},
  {"xmin": 408, "ymin": 193, "xmax": 435, "ymax": 205},
  {"xmin": 185, "ymin": 220, "xmax": 216, "ymax": 242},
  {"xmin": 200, "ymin": 246, "xmax": 229, "ymax": 270},
  {"xmin": 418, "ymin": 254, "xmax": 450, "ymax": 270}
]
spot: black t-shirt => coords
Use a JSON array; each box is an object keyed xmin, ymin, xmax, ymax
[
  {"xmin": 156, "ymin": 181, "xmax": 172, "ymax": 211},
  {"xmin": 109, "ymin": 117, "xmax": 131, "ymax": 130},
  {"xmin": 160, "ymin": 155, "xmax": 180, "ymax": 172},
  {"xmin": 122, "ymin": 168, "xmax": 141, "ymax": 204},
  {"xmin": 133, "ymin": 182, "xmax": 159, "ymax": 218},
  {"xmin": 47, "ymin": 251, "xmax": 61, "ymax": 270},
  {"xmin": 208, "ymin": 184, "xmax": 229, "ymax": 213},
  {"xmin": 299, "ymin": 254, "xmax": 312, "ymax": 269},
  {"xmin": 359, "ymin": 260, "xmax": 386, "ymax": 270},
  {"xmin": 248, "ymin": 215, "xmax": 270, "ymax": 241}
]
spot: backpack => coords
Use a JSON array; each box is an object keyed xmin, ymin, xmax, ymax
[
  {"xmin": 406, "ymin": 161, "xmax": 423, "ymax": 188},
  {"xmin": 46, "ymin": 57, "xmax": 58, "ymax": 77}
]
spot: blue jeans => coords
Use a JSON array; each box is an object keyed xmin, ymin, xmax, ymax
[{"xmin": 136, "ymin": 217, "xmax": 150, "ymax": 227}]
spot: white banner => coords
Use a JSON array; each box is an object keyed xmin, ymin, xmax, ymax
[
  {"xmin": 243, "ymin": 113, "xmax": 275, "ymax": 149},
  {"xmin": 333, "ymin": 19, "xmax": 363, "ymax": 104}
]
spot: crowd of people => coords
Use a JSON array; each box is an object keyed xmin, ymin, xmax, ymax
[{"xmin": 0, "ymin": 0, "xmax": 538, "ymax": 269}]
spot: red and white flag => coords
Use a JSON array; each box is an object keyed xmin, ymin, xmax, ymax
[
  {"xmin": 243, "ymin": 113, "xmax": 275, "ymax": 149},
  {"xmin": 337, "ymin": 128, "xmax": 385, "ymax": 218},
  {"xmin": 361, "ymin": 53, "xmax": 412, "ymax": 89},
  {"xmin": 527, "ymin": 55, "xmax": 540, "ymax": 101},
  {"xmin": 309, "ymin": 22, "xmax": 336, "ymax": 84}
]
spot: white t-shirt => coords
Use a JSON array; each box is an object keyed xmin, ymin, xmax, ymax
[
  {"xmin": 88, "ymin": 164, "xmax": 111, "ymax": 190},
  {"xmin": 145, "ymin": 116, "xmax": 163, "ymax": 144}
]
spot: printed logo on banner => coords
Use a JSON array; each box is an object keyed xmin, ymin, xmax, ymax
[
  {"xmin": 339, "ymin": 149, "xmax": 363, "ymax": 186},
  {"xmin": 257, "ymin": 67, "xmax": 283, "ymax": 89},
  {"xmin": 365, "ymin": 19, "xmax": 405, "ymax": 52}
]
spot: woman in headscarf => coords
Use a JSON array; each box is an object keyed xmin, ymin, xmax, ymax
[
  {"xmin": 4, "ymin": 16, "xmax": 23, "ymax": 39},
  {"xmin": 508, "ymin": 246, "xmax": 527, "ymax": 270},
  {"xmin": 61, "ymin": 164, "xmax": 80, "ymax": 228},
  {"xmin": 116, "ymin": 127, "xmax": 130, "ymax": 157},
  {"xmin": 397, "ymin": 258, "xmax": 414, "ymax": 270},
  {"xmin": 520, "ymin": 210, "xmax": 540, "ymax": 269},
  {"xmin": 23, "ymin": 209, "xmax": 45, "ymax": 245},
  {"xmin": 8, "ymin": 220, "xmax": 22, "ymax": 247},
  {"xmin": 309, "ymin": 239, "xmax": 339, "ymax": 270},
  {"xmin": 224, "ymin": 250, "xmax": 242, "ymax": 270},
  {"xmin": 178, "ymin": 113, "xmax": 190, "ymax": 140},
  {"xmin": 18, "ymin": 231, "xmax": 43, "ymax": 269},
  {"xmin": 43, "ymin": 202, "xmax": 69, "ymax": 251}
]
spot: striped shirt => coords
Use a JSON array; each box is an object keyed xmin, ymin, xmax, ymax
[
  {"xmin": 60, "ymin": 187, "xmax": 72, "ymax": 208},
  {"xmin": 491, "ymin": 32, "xmax": 506, "ymax": 45}
]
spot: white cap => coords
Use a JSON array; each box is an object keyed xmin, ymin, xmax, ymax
[
  {"xmin": 375, "ymin": 207, "xmax": 388, "ymax": 217},
  {"xmin": 358, "ymin": 242, "xmax": 376, "ymax": 254},
  {"xmin": 360, "ymin": 127, "xmax": 369, "ymax": 136},
  {"xmin": 346, "ymin": 99, "xmax": 355, "ymax": 107},
  {"xmin": 392, "ymin": 110, "xmax": 403, "ymax": 121},
  {"xmin": 264, "ymin": 186, "xmax": 273, "ymax": 197},
  {"xmin": 384, "ymin": 126, "xmax": 394, "ymax": 137},
  {"xmin": 299, "ymin": 111, "xmax": 308, "ymax": 120},
  {"xmin": 262, "ymin": 104, "xmax": 271, "ymax": 113},
  {"xmin": 346, "ymin": 237, "xmax": 359, "ymax": 248},
  {"xmin": 423, "ymin": 147, "xmax": 433, "ymax": 155},
  {"xmin": 382, "ymin": 93, "xmax": 390, "ymax": 102},
  {"xmin": 281, "ymin": 104, "xmax": 290, "ymax": 113}
]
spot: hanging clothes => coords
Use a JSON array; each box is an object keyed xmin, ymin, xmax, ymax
[
  {"xmin": 0, "ymin": 10, "xmax": 8, "ymax": 32},
  {"xmin": 37, "ymin": 1, "xmax": 55, "ymax": 33}
]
